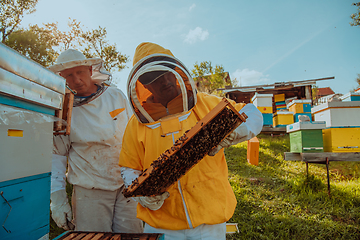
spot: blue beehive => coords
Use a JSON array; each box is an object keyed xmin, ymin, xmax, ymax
[
  {"xmin": 0, "ymin": 43, "xmax": 66, "ymax": 240},
  {"xmin": 262, "ymin": 113, "xmax": 273, "ymax": 126}
]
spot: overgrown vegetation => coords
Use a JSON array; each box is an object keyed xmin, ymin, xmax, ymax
[
  {"xmin": 226, "ymin": 134, "xmax": 360, "ymax": 240},
  {"xmin": 50, "ymin": 134, "xmax": 360, "ymax": 239}
]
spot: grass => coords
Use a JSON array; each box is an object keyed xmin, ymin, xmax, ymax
[
  {"xmin": 226, "ymin": 134, "xmax": 360, "ymax": 240},
  {"xmin": 50, "ymin": 134, "xmax": 360, "ymax": 239}
]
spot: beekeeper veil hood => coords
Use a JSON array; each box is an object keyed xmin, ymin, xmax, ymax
[
  {"xmin": 127, "ymin": 42, "xmax": 197, "ymax": 124},
  {"xmin": 48, "ymin": 49, "xmax": 112, "ymax": 85}
]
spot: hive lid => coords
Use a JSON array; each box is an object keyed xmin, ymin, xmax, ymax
[
  {"xmin": 123, "ymin": 98, "xmax": 248, "ymax": 197},
  {"xmin": 251, "ymin": 93, "xmax": 273, "ymax": 102},
  {"xmin": 286, "ymin": 121, "xmax": 326, "ymax": 133},
  {"xmin": 274, "ymin": 111, "xmax": 294, "ymax": 116},
  {"xmin": 339, "ymin": 91, "xmax": 360, "ymax": 101},
  {"xmin": 0, "ymin": 43, "xmax": 65, "ymax": 110},
  {"xmin": 287, "ymin": 99, "xmax": 312, "ymax": 108},
  {"xmin": 311, "ymin": 101, "xmax": 360, "ymax": 114}
]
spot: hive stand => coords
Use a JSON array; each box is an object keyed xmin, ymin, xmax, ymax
[{"xmin": 284, "ymin": 152, "xmax": 360, "ymax": 196}]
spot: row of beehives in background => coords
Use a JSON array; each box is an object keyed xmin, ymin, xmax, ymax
[
  {"xmin": 252, "ymin": 91, "xmax": 360, "ymax": 153},
  {"xmin": 251, "ymin": 93, "xmax": 312, "ymax": 128},
  {"xmin": 290, "ymin": 94, "xmax": 360, "ymax": 153}
]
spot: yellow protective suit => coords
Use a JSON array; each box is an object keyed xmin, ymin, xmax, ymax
[{"xmin": 119, "ymin": 42, "xmax": 250, "ymax": 230}]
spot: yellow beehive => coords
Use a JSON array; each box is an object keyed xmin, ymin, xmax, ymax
[
  {"xmin": 287, "ymin": 100, "xmax": 312, "ymax": 113},
  {"xmin": 322, "ymin": 127, "xmax": 360, "ymax": 152},
  {"xmin": 273, "ymin": 111, "xmax": 294, "ymax": 127},
  {"xmin": 274, "ymin": 93, "xmax": 285, "ymax": 102}
]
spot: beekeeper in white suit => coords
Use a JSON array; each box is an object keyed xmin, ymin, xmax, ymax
[{"xmin": 49, "ymin": 49, "xmax": 143, "ymax": 232}]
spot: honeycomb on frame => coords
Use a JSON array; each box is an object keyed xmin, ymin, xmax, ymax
[{"xmin": 123, "ymin": 98, "xmax": 248, "ymax": 198}]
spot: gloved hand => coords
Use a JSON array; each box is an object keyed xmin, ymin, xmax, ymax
[
  {"xmin": 208, "ymin": 131, "xmax": 236, "ymax": 156},
  {"xmin": 208, "ymin": 122, "xmax": 249, "ymax": 156},
  {"xmin": 133, "ymin": 192, "xmax": 170, "ymax": 211},
  {"xmin": 50, "ymin": 189, "xmax": 74, "ymax": 230}
]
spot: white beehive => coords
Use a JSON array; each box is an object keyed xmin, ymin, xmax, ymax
[
  {"xmin": 251, "ymin": 93, "xmax": 273, "ymax": 107},
  {"xmin": 0, "ymin": 43, "xmax": 65, "ymax": 240},
  {"xmin": 311, "ymin": 101, "xmax": 360, "ymax": 128}
]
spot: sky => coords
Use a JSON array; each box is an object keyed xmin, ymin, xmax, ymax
[{"xmin": 20, "ymin": 0, "xmax": 360, "ymax": 96}]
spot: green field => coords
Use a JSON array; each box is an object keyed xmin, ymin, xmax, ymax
[
  {"xmin": 50, "ymin": 134, "xmax": 360, "ymax": 239},
  {"xmin": 226, "ymin": 134, "xmax": 360, "ymax": 240}
]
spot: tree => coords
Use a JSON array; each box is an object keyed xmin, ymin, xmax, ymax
[
  {"xmin": 4, "ymin": 24, "xmax": 57, "ymax": 67},
  {"xmin": 81, "ymin": 26, "xmax": 128, "ymax": 73},
  {"xmin": 43, "ymin": 18, "xmax": 84, "ymax": 51},
  {"xmin": 0, "ymin": 0, "xmax": 38, "ymax": 42},
  {"xmin": 350, "ymin": 2, "xmax": 360, "ymax": 27},
  {"xmin": 3, "ymin": 16, "xmax": 129, "ymax": 75},
  {"xmin": 1, "ymin": 0, "xmax": 128, "ymax": 76},
  {"xmin": 311, "ymin": 85, "xmax": 319, "ymax": 104},
  {"xmin": 356, "ymin": 74, "xmax": 360, "ymax": 87},
  {"xmin": 191, "ymin": 61, "xmax": 235, "ymax": 96}
]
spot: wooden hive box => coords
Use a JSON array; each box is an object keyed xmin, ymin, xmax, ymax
[
  {"xmin": 311, "ymin": 101, "xmax": 360, "ymax": 128},
  {"xmin": 322, "ymin": 127, "xmax": 360, "ymax": 152},
  {"xmin": 286, "ymin": 121, "xmax": 326, "ymax": 153},
  {"xmin": 54, "ymin": 232, "xmax": 164, "ymax": 240},
  {"xmin": 123, "ymin": 98, "xmax": 248, "ymax": 198},
  {"xmin": 273, "ymin": 111, "xmax": 294, "ymax": 128},
  {"xmin": 0, "ymin": 43, "xmax": 66, "ymax": 239},
  {"xmin": 262, "ymin": 113, "xmax": 273, "ymax": 126},
  {"xmin": 251, "ymin": 93, "xmax": 273, "ymax": 110},
  {"xmin": 287, "ymin": 99, "xmax": 312, "ymax": 113},
  {"xmin": 274, "ymin": 93, "xmax": 285, "ymax": 102}
]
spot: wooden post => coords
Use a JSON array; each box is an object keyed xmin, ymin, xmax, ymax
[{"xmin": 247, "ymin": 137, "xmax": 259, "ymax": 166}]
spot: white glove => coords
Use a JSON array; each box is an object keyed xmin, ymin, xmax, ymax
[
  {"xmin": 133, "ymin": 192, "xmax": 170, "ymax": 211},
  {"xmin": 120, "ymin": 167, "xmax": 142, "ymax": 188},
  {"xmin": 50, "ymin": 189, "xmax": 74, "ymax": 230}
]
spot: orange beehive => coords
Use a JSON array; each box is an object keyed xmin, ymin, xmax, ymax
[
  {"xmin": 123, "ymin": 98, "xmax": 248, "ymax": 198},
  {"xmin": 247, "ymin": 137, "xmax": 259, "ymax": 166}
]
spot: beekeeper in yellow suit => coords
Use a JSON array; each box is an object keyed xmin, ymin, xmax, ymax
[
  {"xmin": 119, "ymin": 42, "xmax": 262, "ymax": 240},
  {"xmin": 49, "ymin": 49, "xmax": 143, "ymax": 233}
]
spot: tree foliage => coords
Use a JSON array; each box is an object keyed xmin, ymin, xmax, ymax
[
  {"xmin": 191, "ymin": 61, "xmax": 235, "ymax": 96},
  {"xmin": 350, "ymin": 2, "xmax": 360, "ymax": 27},
  {"xmin": 43, "ymin": 18, "xmax": 84, "ymax": 51},
  {"xmin": 1, "ymin": 0, "xmax": 129, "ymax": 76},
  {"xmin": 0, "ymin": 0, "xmax": 38, "ymax": 42},
  {"xmin": 81, "ymin": 26, "xmax": 128, "ymax": 72},
  {"xmin": 4, "ymin": 24, "xmax": 58, "ymax": 66},
  {"xmin": 311, "ymin": 85, "xmax": 319, "ymax": 103}
]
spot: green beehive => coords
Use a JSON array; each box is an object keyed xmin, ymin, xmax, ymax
[{"xmin": 286, "ymin": 121, "xmax": 326, "ymax": 153}]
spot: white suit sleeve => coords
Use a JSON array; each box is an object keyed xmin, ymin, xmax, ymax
[
  {"xmin": 232, "ymin": 103, "xmax": 263, "ymax": 144},
  {"xmin": 51, "ymin": 135, "xmax": 70, "ymax": 193},
  {"xmin": 51, "ymin": 154, "xmax": 67, "ymax": 193}
]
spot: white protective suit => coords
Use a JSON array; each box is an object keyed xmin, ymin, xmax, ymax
[
  {"xmin": 52, "ymin": 87, "xmax": 131, "ymax": 191},
  {"xmin": 51, "ymin": 86, "xmax": 143, "ymax": 232}
]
